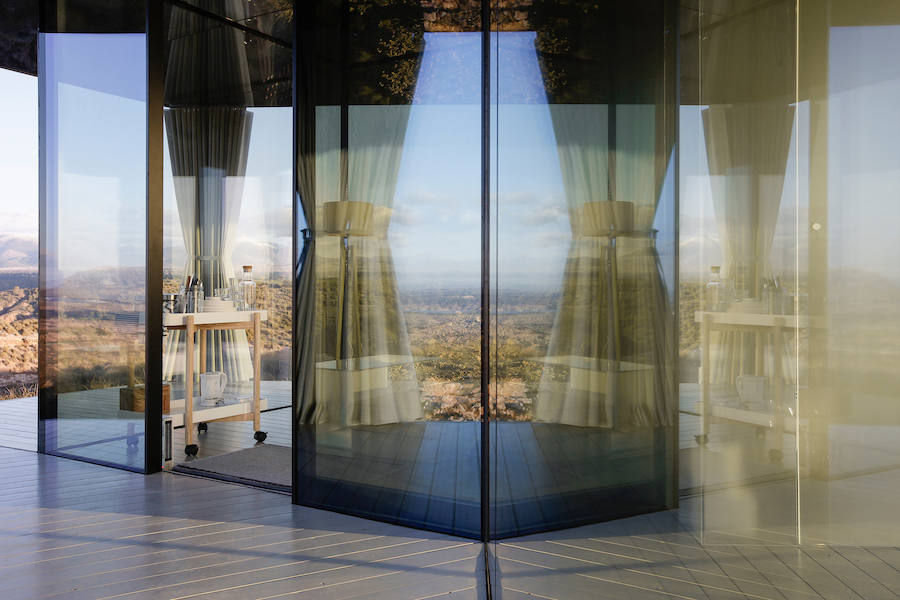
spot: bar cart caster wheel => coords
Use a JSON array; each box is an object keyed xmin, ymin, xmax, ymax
[
  {"xmin": 694, "ymin": 434, "xmax": 708, "ymax": 446},
  {"xmin": 768, "ymin": 449, "xmax": 783, "ymax": 463},
  {"xmin": 254, "ymin": 431, "xmax": 267, "ymax": 443},
  {"xmin": 197, "ymin": 422, "xmax": 207, "ymax": 433},
  {"xmin": 185, "ymin": 444, "xmax": 199, "ymax": 457}
]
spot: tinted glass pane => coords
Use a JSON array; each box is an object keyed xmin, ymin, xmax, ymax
[
  {"xmin": 680, "ymin": 0, "xmax": 900, "ymax": 548},
  {"xmin": 40, "ymin": 32, "xmax": 147, "ymax": 470},
  {"xmin": 160, "ymin": 1, "xmax": 292, "ymax": 471},
  {"xmin": 798, "ymin": 2, "xmax": 900, "ymax": 546},
  {"xmin": 0, "ymin": 0, "xmax": 38, "ymax": 74},
  {"xmin": 677, "ymin": 0, "xmax": 802, "ymax": 543},
  {"xmin": 39, "ymin": 0, "xmax": 146, "ymax": 33},
  {"xmin": 295, "ymin": 1, "xmax": 482, "ymax": 538},
  {"xmin": 175, "ymin": 0, "xmax": 292, "ymax": 46},
  {"xmin": 0, "ymin": 67, "xmax": 38, "ymax": 453},
  {"xmin": 492, "ymin": 1, "xmax": 678, "ymax": 538}
]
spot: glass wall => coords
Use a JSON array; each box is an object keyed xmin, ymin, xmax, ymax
[
  {"xmin": 295, "ymin": 0, "xmax": 483, "ymax": 537},
  {"xmin": 0, "ymin": 0, "xmax": 39, "ymax": 453},
  {"xmin": 680, "ymin": 0, "xmax": 900, "ymax": 547},
  {"xmin": 677, "ymin": 0, "xmax": 801, "ymax": 542},
  {"xmin": 294, "ymin": 0, "xmax": 679, "ymax": 541},
  {"xmin": 160, "ymin": 0, "xmax": 293, "ymax": 470},
  {"xmin": 490, "ymin": 0, "xmax": 678, "ymax": 538},
  {"xmin": 39, "ymin": 9, "xmax": 149, "ymax": 469},
  {"xmin": 800, "ymin": 0, "xmax": 900, "ymax": 547}
]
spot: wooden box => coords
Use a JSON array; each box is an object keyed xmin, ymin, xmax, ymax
[{"xmin": 119, "ymin": 384, "xmax": 170, "ymax": 413}]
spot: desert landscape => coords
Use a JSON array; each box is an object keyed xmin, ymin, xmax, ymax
[
  {"xmin": 0, "ymin": 270, "xmax": 702, "ymax": 409},
  {"xmin": 0, "ymin": 272, "xmax": 37, "ymax": 399}
]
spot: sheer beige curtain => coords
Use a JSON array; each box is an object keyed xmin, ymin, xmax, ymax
[
  {"xmin": 163, "ymin": 0, "xmax": 255, "ymax": 384},
  {"xmin": 700, "ymin": 1, "xmax": 796, "ymax": 388},
  {"xmin": 163, "ymin": 108, "xmax": 254, "ymax": 383},
  {"xmin": 535, "ymin": 104, "xmax": 674, "ymax": 428},
  {"xmin": 702, "ymin": 104, "xmax": 794, "ymax": 386},
  {"xmin": 313, "ymin": 105, "xmax": 421, "ymax": 426},
  {"xmin": 703, "ymin": 105, "xmax": 794, "ymax": 291}
]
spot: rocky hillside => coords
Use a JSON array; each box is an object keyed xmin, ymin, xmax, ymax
[{"xmin": 0, "ymin": 284, "xmax": 37, "ymax": 397}]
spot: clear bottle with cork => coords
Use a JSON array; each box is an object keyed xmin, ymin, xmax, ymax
[{"xmin": 238, "ymin": 265, "xmax": 256, "ymax": 311}]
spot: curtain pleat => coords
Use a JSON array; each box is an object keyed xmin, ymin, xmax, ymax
[
  {"xmin": 535, "ymin": 104, "xmax": 674, "ymax": 428},
  {"xmin": 702, "ymin": 104, "xmax": 795, "ymax": 387},
  {"xmin": 294, "ymin": 92, "xmax": 318, "ymax": 423},
  {"xmin": 310, "ymin": 105, "xmax": 422, "ymax": 426},
  {"xmin": 163, "ymin": 0, "xmax": 257, "ymax": 390},
  {"xmin": 163, "ymin": 107, "xmax": 254, "ymax": 384},
  {"xmin": 165, "ymin": 0, "xmax": 253, "ymax": 107}
]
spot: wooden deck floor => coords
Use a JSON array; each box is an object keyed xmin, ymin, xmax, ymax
[
  {"xmin": 1, "ymin": 448, "xmax": 899, "ymax": 598},
  {"xmin": 0, "ymin": 446, "xmax": 483, "ymax": 600},
  {"xmin": 0, "ymin": 396, "xmax": 37, "ymax": 452}
]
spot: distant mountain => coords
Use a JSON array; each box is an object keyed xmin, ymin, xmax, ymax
[
  {"xmin": 0, "ymin": 234, "xmax": 37, "ymax": 272},
  {"xmin": 679, "ymin": 232, "xmax": 723, "ymax": 281},
  {"xmin": 0, "ymin": 270, "xmax": 37, "ymax": 291}
]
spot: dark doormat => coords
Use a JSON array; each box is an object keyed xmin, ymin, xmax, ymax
[{"xmin": 174, "ymin": 444, "xmax": 291, "ymax": 492}]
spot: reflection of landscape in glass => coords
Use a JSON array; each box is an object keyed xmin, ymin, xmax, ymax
[
  {"xmin": 0, "ymin": 68, "xmax": 37, "ymax": 399},
  {"xmin": 55, "ymin": 268, "xmax": 146, "ymax": 394},
  {"xmin": 405, "ymin": 290, "xmax": 556, "ymax": 421},
  {"xmin": 48, "ymin": 33, "xmax": 147, "ymax": 401},
  {"xmin": 162, "ymin": 105, "xmax": 293, "ymax": 385}
]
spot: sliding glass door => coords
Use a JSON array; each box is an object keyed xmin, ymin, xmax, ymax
[
  {"xmin": 38, "ymin": 1, "xmax": 151, "ymax": 471},
  {"xmin": 294, "ymin": 0, "xmax": 483, "ymax": 538},
  {"xmin": 293, "ymin": 0, "xmax": 679, "ymax": 540},
  {"xmin": 680, "ymin": 0, "xmax": 900, "ymax": 547}
]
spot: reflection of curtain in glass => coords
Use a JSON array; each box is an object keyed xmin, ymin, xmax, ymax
[
  {"xmin": 164, "ymin": 0, "xmax": 253, "ymax": 106},
  {"xmin": 312, "ymin": 106, "xmax": 421, "ymax": 426},
  {"xmin": 535, "ymin": 104, "xmax": 674, "ymax": 428},
  {"xmin": 163, "ymin": 0, "xmax": 256, "ymax": 384},
  {"xmin": 703, "ymin": 104, "xmax": 794, "ymax": 384},
  {"xmin": 163, "ymin": 108, "xmax": 254, "ymax": 383}
]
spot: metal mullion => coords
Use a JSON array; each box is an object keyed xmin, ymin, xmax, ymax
[
  {"xmin": 480, "ymin": 0, "xmax": 492, "ymax": 548},
  {"xmin": 145, "ymin": 0, "xmax": 165, "ymax": 474}
]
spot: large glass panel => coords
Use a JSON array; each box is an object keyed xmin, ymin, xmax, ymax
[
  {"xmin": 678, "ymin": 0, "xmax": 802, "ymax": 544},
  {"xmin": 295, "ymin": 1, "xmax": 483, "ymax": 537},
  {"xmin": 0, "ymin": 65, "xmax": 38, "ymax": 453},
  {"xmin": 797, "ymin": 0, "xmax": 900, "ymax": 546},
  {"xmin": 681, "ymin": 0, "xmax": 900, "ymax": 549},
  {"xmin": 39, "ymin": 31, "xmax": 148, "ymax": 470},
  {"xmin": 160, "ymin": 1, "xmax": 293, "ymax": 478},
  {"xmin": 491, "ymin": 1, "xmax": 678, "ymax": 538}
]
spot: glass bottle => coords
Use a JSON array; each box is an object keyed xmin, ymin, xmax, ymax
[
  {"xmin": 239, "ymin": 265, "xmax": 256, "ymax": 311},
  {"xmin": 706, "ymin": 265, "xmax": 723, "ymax": 311}
]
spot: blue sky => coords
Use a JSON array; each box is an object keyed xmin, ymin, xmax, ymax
[
  {"xmin": 391, "ymin": 32, "xmax": 570, "ymax": 290},
  {"xmin": 0, "ymin": 68, "xmax": 38, "ymax": 240}
]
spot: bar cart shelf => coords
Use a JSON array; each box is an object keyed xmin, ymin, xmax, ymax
[
  {"xmin": 163, "ymin": 310, "xmax": 268, "ymax": 457},
  {"xmin": 694, "ymin": 310, "xmax": 809, "ymax": 460}
]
